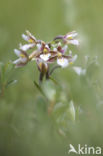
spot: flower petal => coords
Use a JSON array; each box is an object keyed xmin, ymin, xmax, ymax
[
  {"xmin": 13, "ymin": 58, "xmax": 21, "ymax": 64},
  {"xmin": 40, "ymin": 53, "xmax": 51, "ymax": 61},
  {"xmin": 68, "ymin": 39, "xmax": 79, "ymax": 46},
  {"xmin": 13, "ymin": 57, "xmax": 28, "ymax": 68},
  {"xmin": 61, "ymin": 45, "xmax": 68, "ymax": 53},
  {"xmin": 22, "ymin": 34, "xmax": 29, "ymax": 42},
  {"xmin": 22, "ymin": 30, "xmax": 37, "ymax": 43},
  {"xmin": 45, "ymin": 44, "xmax": 49, "ymax": 49},
  {"xmin": 14, "ymin": 49, "xmax": 21, "ymax": 57},
  {"xmin": 37, "ymin": 43, "xmax": 42, "ymax": 51},
  {"xmin": 19, "ymin": 43, "xmax": 35, "ymax": 51},
  {"xmin": 53, "ymin": 47, "xmax": 57, "ymax": 51},
  {"xmin": 65, "ymin": 31, "xmax": 78, "ymax": 39},
  {"xmin": 21, "ymin": 57, "xmax": 28, "ymax": 63},
  {"xmin": 57, "ymin": 57, "xmax": 69, "ymax": 68}
]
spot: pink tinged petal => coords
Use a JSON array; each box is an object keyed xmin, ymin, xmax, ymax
[
  {"xmin": 22, "ymin": 34, "xmax": 29, "ymax": 41},
  {"xmin": 13, "ymin": 58, "xmax": 21, "ymax": 64},
  {"xmin": 53, "ymin": 47, "xmax": 57, "ymax": 51},
  {"xmin": 37, "ymin": 43, "xmax": 42, "ymax": 51},
  {"xmin": 19, "ymin": 43, "xmax": 35, "ymax": 51},
  {"xmin": 40, "ymin": 53, "xmax": 51, "ymax": 61},
  {"xmin": 61, "ymin": 45, "xmax": 68, "ymax": 53},
  {"xmin": 45, "ymin": 44, "xmax": 49, "ymax": 49},
  {"xmin": 13, "ymin": 58, "xmax": 28, "ymax": 68},
  {"xmin": 68, "ymin": 39, "xmax": 79, "ymax": 46},
  {"xmin": 21, "ymin": 57, "xmax": 28, "ymax": 63},
  {"xmin": 14, "ymin": 49, "xmax": 21, "ymax": 57},
  {"xmin": 65, "ymin": 31, "xmax": 78, "ymax": 39},
  {"xmin": 57, "ymin": 57, "xmax": 69, "ymax": 68}
]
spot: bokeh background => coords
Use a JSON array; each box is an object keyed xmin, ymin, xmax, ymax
[{"xmin": 0, "ymin": 0, "xmax": 103, "ymax": 156}]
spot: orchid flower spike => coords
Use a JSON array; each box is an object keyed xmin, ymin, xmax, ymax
[{"xmin": 13, "ymin": 30, "xmax": 79, "ymax": 82}]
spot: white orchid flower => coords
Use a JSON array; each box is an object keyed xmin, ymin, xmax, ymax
[
  {"xmin": 13, "ymin": 49, "xmax": 28, "ymax": 67},
  {"xmin": 57, "ymin": 57, "xmax": 69, "ymax": 68}
]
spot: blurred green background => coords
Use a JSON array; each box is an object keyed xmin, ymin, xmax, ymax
[{"xmin": 0, "ymin": 0, "xmax": 103, "ymax": 156}]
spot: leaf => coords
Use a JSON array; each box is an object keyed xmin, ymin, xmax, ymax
[
  {"xmin": 69, "ymin": 100, "xmax": 76, "ymax": 121},
  {"xmin": 6, "ymin": 80, "xmax": 18, "ymax": 88},
  {"xmin": 42, "ymin": 81, "xmax": 56, "ymax": 101},
  {"xmin": 0, "ymin": 62, "xmax": 5, "ymax": 83},
  {"xmin": 33, "ymin": 80, "xmax": 47, "ymax": 98},
  {"xmin": 0, "ymin": 61, "xmax": 14, "ymax": 84}
]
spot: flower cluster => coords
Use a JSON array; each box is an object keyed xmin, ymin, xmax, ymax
[{"xmin": 13, "ymin": 30, "xmax": 79, "ymax": 82}]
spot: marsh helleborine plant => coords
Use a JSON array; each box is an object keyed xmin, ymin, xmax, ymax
[{"xmin": 13, "ymin": 30, "xmax": 79, "ymax": 83}]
